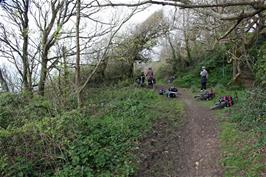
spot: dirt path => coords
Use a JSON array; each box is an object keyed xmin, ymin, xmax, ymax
[{"xmin": 135, "ymin": 88, "xmax": 223, "ymax": 177}]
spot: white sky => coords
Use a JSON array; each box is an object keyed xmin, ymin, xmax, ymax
[{"xmin": 0, "ymin": 1, "xmax": 175, "ymax": 67}]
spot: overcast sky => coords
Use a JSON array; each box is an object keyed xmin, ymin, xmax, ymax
[{"xmin": 0, "ymin": 1, "xmax": 174, "ymax": 66}]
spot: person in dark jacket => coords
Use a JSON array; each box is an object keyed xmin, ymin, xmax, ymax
[
  {"xmin": 146, "ymin": 67, "xmax": 155, "ymax": 88},
  {"xmin": 136, "ymin": 72, "xmax": 145, "ymax": 87}
]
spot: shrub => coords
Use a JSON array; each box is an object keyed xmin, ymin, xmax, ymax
[
  {"xmin": 228, "ymin": 87, "xmax": 266, "ymax": 151},
  {"xmin": 220, "ymin": 87, "xmax": 266, "ymax": 176},
  {"xmin": 0, "ymin": 110, "xmax": 83, "ymax": 176},
  {"xmin": 0, "ymin": 93, "xmax": 56, "ymax": 129},
  {"xmin": 156, "ymin": 64, "xmax": 174, "ymax": 81},
  {"xmin": 231, "ymin": 88, "xmax": 266, "ymax": 130},
  {"xmin": 0, "ymin": 87, "xmax": 183, "ymax": 176},
  {"xmin": 173, "ymin": 74, "xmax": 197, "ymax": 88}
]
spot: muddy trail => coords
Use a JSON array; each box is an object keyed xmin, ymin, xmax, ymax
[{"xmin": 134, "ymin": 88, "xmax": 223, "ymax": 177}]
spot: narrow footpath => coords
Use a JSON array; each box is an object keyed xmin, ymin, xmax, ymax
[{"xmin": 135, "ymin": 88, "xmax": 224, "ymax": 177}]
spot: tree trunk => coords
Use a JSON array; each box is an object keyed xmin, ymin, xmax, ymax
[
  {"xmin": 232, "ymin": 46, "xmax": 241, "ymax": 83},
  {"xmin": 167, "ymin": 36, "xmax": 178, "ymax": 73},
  {"xmin": 38, "ymin": 28, "xmax": 51, "ymax": 96},
  {"xmin": 22, "ymin": 0, "xmax": 32, "ymax": 94},
  {"xmin": 22, "ymin": 47, "xmax": 29, "ymax": 92},
  {"xmin": 38, "ymin": 50, "xmax": 48, "ymax": 96},
  {"xmin": 62, "ymin": 46, "xmax": 69, "ymax": 104},
  {"xmin": 0, "ymin": 69, "xmax": 9, "ymax": 92},
  {"xmin": 76, "ymin": 0, "xmax": 82, "ymax": 108},
  {"xmin": 99, "ymin": 58, "xmax": 108, "ymax": 79},
  {"xmin": 184, "ymin": 31, "xmax": 191, "ymax": 66},
  {"xmin": 128, "ymin": 59, "xmax": 134, "ymax": 78}
]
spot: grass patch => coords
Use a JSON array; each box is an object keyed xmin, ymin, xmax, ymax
[
  {"xmin": 185, "ymin": 87, "xmax": 265, "ymax": 176},
  {"xmin": 220, "ymin": 120, "xmax": 265, "ymax": 177},
  {"xmin": 216, "ymin": 88, "xmax": 266, "ymax": 177}
]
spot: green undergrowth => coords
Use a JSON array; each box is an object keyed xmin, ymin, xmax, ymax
[
  {"xmin": 0, "ymin": 93, "xmax": 56, "ymax": 129},
  {"xmin": 170, "ymin": 46, "xmax": 234, "ymax": 90},
  {"xmin": 194, "ymin": 88, "xmax": 265, "ymax": 177},
  {"xmin": 172, "ymin": 62, "xmax": 231, "ymax": 89},
  {"xmin": 220, "ymin": 121, "xmax": 265, "ymax": 177},
  {"xmin": 0, "ymin": 87, "xmax": 184, "ymax": 177}
]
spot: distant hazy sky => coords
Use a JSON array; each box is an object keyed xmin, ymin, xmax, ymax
[{"xmin": 0, "ymin": 0, "xmax": 173, "ymax": 66}]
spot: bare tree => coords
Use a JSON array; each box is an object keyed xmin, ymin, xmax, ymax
[
  {"xmin": 0, "ymin": 0, "xmax": 33, "ymax": 93},
  {"xmin": 31, "ymin": 0, "xmax": 76, "ymax": 96}
]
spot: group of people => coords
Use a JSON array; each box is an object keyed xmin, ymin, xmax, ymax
[
  {"xmin": 198, "ymin": 66, "xmax": 237, "ymax": 109},
  {"xmin": 136, "ymin": 66, "xmax": 236, "ymax": 110},
  {"xmin": 136, "ymin": 66, "xmax": 208, "ymax": 90},
  {"xmin": 136, "ymin": 67, "xmax": 156, "ymax": 88}
]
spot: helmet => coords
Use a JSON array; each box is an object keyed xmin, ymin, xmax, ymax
[{"xmin": 202, "ymin": 66, "xmax": 206, "ymax": 69}]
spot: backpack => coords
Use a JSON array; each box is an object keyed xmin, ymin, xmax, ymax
[
  {"xmin": 204, "ymin": 91, "xmax": 215, "ymax": 100},
  {"xmin": 169, "ymin": 87, "xmax": 178, "ymax": 92},
  {"xmin": 219, "ymin": 96, "xmax": 234, "ymax": 107},
  {"xmin": 140, "ymin": 75, "xmax": 145, "ymax": 83},
  {"xmin": 159, "ymin": 89, "xmax": 165, "ymax": 95},
  {"xmin": 148, "ymin": 78, "xmax": 154, "ymax": 86},
  {"xmin": 136, "ymin": 76, "xmax": 144, "ymax": 86},
  {"xmin": 207, "ymin": 92, "xmax": 215, "ymax": 100},
  {"xmin": 152, "ymin": 78, "xmax": 156, "ymax": 84},
  {"xmin": 167, "ymin": 92, "xmax": 176, "ymax": 98}
]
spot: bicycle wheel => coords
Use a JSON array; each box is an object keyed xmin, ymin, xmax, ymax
[
  {"xmin": 194, "ymin": 95, "xmax": 200, "ymax": 100},
  {"xmin": 210, "ymin": 102, "xmax": 226, "ymax": 110}
]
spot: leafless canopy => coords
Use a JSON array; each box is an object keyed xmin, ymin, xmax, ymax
[{"xmin": 94, "ymin": 0, "xmax": 266, "ymax": 20}]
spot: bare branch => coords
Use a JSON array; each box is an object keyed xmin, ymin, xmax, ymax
[
  {"xmin": 93, "ymin": 0, "xmax": 265, "ymax": 9},
  {"xmin": 78, "ymin": 7, "xmax": 139, "ymax": 93},
  {"xmin": 219, "ymin": 19, "xmax": 243, "ymax": 40}
]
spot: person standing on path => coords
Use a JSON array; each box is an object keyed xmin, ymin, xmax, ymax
[
  {"xmin": 200, "ymin": 66, "xmax": 208, "ymax": 91},
  {"xmin": 146, "ymin": 67, "xmax": 155, "ymax": 88}
]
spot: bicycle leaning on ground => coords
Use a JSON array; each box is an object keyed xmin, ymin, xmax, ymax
[{"xmin": 210, "ymin": 95, "xmax": 237, "ymax": 110}]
